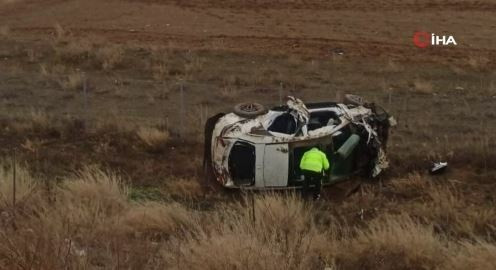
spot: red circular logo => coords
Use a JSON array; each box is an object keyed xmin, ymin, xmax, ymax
[{"xmin": 413, "ymin": 32, "xmax": 431, "ymax": 48}]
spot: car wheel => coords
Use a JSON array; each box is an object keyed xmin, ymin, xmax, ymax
[
  {"xmin": 343, "ymin": 94, "xmax": 367, "ymax": 106},
  {"xmin": 233, "ymin": 102, "xmax": 267, "ymax": 118}
]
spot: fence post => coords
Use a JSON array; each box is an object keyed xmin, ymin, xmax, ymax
[
  {"xmin": 12, "ymin": 149, "xmax": 16, "ymax": 208},
  {"xmin": 251, "ymin": 192, "xmax": 255, "ymax": 224},
  {"xmin": 388, "ymin": 89, "xmax": 392, "ymax": 109},
  {"xmin": 179, "ymin": 83, "xmax": 185, "ymax": 139},
  {"xmin": 82, "ymin": 72, "xmax": 88, "ymax": 128}
]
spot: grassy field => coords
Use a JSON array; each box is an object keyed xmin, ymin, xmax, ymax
[
  {"xmin": 0, "ymin": 0, "xmax": 495, "ymax": 269},
  {"xmin": 0, "ymin": 165, "xmax": 495, "ymax": 269}
]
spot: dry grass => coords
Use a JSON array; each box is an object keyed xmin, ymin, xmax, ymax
[
  {"xmin": 412, "ymin": 79, "xmax": 434, "ymax": 94},
  {"xmin": 52, "ymin": 33, "xmax": 121, "ymax": 71},
  {"xmin": 339, "ymin": 214, "xmax": 447, "ymax": 269},
  {"xmin": 62, "ymin": 167, "xmax": 128, "ymax": 211},
  {"xmin": 0, "ymin": 164, "xmax": 495, "ymax": 269},
  {"xmin": 184, "ymin": 104, "xmax": 211, "ymax": 141},
  {"xmin": 152, "ymin": 61, "xmax": 169, "ymax": 80},
  {"xmin": 39, "ymin": 63, "xmax": 50, "ymax": 78},
  {"xmin": 287, "ymin": 54, "xmax": 303, "ymax": 67},
  {"xmin": 384, "ymin": 57, "xmax": 404, "ymax": 73},
  {"xmin": 8, "ymin": 62, "xmax": 23, "ymax": 75},
  {"xmin": 53, "ymin": 38, "xmax": 93, "ymax": 64},
  {"xmin": 136, "ymin": 126, "xmax": 169, "ymax": 150},
  {"xmin": 0, "ymin": 163, "xmax": 38, "ymax": 210},
  {"xmin": 165, "ymin": 193, "xmax": 331, "ymax": 270},
  {"xmin": 53, "ymin": 23, "xmax": 66, "ymax": 43},
  {"xmin": 148, "ymin": 49, "xmax": 172, "ymax": 80},
  {"xmin": 447, "ymin": 241, "xmax": 496, "ymax": 270},
  {"xmin": 183, "ymin": 53, "xmax": 205, "ymax": 79},
  {"xmin": 28, "ymin": 108, "xmax": 54, "ymax": 132},
  {"xmin": 29, "ymin": 109, "xmax": 50, "ymax": 127},
  {"xmin": 58, "ymin": 71, "xmax": 84, "ymax": 90},
  {"xmin": 121, "ymin": 201, "xmax": 195, "ymax": 235},
  {"xmin": 467, "ymin": 55, "xmax": 490, "ymax": 71},
  {"xmin": 96, "ymin": 44, "xmax": 124, "ymax": 71},
  {"xmin": 164, "ymin": 177, "xmax": 204, "ymax": 199},
  {"xmin": 489, "ymin": 80, "xmax": 496, "ymax": 95},
  {"xmin": 219, "ymin": 83, "xmax": 238, "ymax": 99},
  {"xmin": 25, "ymin": 48, "xmax": 40, "ymax": 63}
]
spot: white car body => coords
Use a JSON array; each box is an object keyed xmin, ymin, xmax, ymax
[{"xmin": 205, "ymin": 97, "xmax": 394, "ymax": 189}]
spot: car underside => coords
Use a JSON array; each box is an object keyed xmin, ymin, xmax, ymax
[{"xmin": 204, "ymin": 95, "xmax": 396, "ymax": 190}]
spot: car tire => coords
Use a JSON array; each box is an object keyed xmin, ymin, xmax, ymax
[
  {"xmin": 233, "ymin": 102, "xmax": 267, "ymax": 118},
  {"xmin": 343, "ymin": 94, "xmax": 367, "ymax": 106}
]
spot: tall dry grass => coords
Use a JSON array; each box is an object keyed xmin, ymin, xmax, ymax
[
  {"xmin": 162, "ymin": 193, "xmax": 333, "ymax": 270},
  {"xmin": 183, "ymin": 52, "xmax": 205, "ymax": 80},
  {"xmin": 29, "ymin": 109, "xmax": 52, "ymax": 130},
  {"xmin": 0, "ymin": 165, "xmax": 191, "ymax": 269},
  {"xmin": 149, "ymin": 48, "xmax": 171, "ymax": 80},
  {"xmin": 137, "ymin": 126, "xmax": 169, "ymax": 146},
  {"xmin": 96, "ymin": 44, "xmax": 124, "ymax": 71},
  {"xmin": 0, "ymin": 163, "xmax": 38, "ymax": 210},
  {"xmin": 340, "ymin": 214, "xmax": 447, "ymax": 269},
  {"xmin": 53, "ymin": 38, "xmax": 93, "ymax": 64},
  {"xmin": 163, "ymin": 177, "xmax": 204, "ymax": 199},
  {"xmin": 447, "ymin": 241, "xmax": 496, "ymax": 270},
  {"xmin": 136, "ymin": 126, "xmax": 170, "ymax": 152},
  {"xmin": 0, "ymin": 163, "xmax": 495, "ymax": 269}
]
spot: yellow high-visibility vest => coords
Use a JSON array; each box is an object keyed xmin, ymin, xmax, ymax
[{"xmin": 299, "ymin": 147, "xmax": 330, "ymax": 173}]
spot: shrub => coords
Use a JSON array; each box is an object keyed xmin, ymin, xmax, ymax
[
  {"xmin": 96, "ymin": 44, "xmax": 124, "ymax": 71},
  {"xmin": 121, "ymin": 201, "xmax": 195, "ymax": 236},
  {"xmin": 0, "ymin": 163, "xmax": 38, "ymax": 210},
  {"xmin": 137, "ymin": 127, "xmax": 169, "ymax": 150}
]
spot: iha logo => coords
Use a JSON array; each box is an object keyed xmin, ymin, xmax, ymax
[{"xmin": 413, "ymin": 32, "xmax": 457, "ymax": 48}]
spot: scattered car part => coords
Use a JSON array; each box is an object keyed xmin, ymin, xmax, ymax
[{"xmin": 430, "ymin": 162, "xmax": 448, "ymax": 175}]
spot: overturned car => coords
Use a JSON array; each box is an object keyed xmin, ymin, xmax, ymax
[{"xmin": 204, "ymin": 95, "xmax": 396, "ymax": 189}]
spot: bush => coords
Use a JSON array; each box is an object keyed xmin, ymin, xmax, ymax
[{"xmin": 136, "ymin": 127, "xmax": 169, "ymax": 151}]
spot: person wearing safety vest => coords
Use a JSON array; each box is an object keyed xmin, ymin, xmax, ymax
[{"xmin": 300, "ymin": 146, "xmax": 330, "ymax": 200}]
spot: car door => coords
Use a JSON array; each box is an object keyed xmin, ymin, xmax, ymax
[{"xmin": 263, "ymin": 144, "xmax": 289, "ymax": 187}]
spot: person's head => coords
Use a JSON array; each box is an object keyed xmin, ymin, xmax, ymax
[{"xmin": 314, "ymin": 144, "xmax": 324, "ymax": 151}]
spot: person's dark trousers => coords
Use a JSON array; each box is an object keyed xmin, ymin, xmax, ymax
[{"xmin": 302, "ymin": 170, "xmax": 322, "ymax": 200}]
